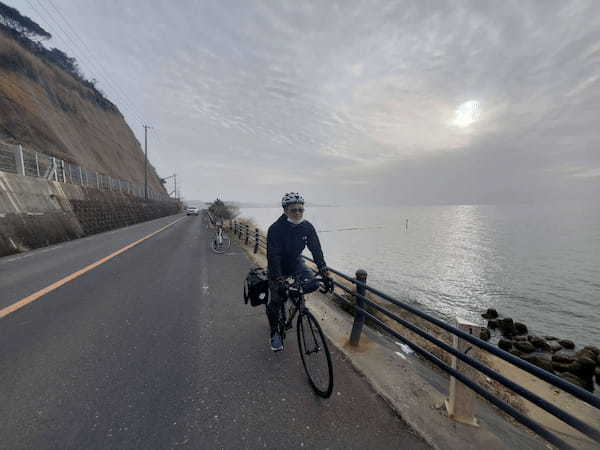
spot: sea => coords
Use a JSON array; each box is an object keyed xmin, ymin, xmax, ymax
[{"xmin": 239, "ymin": 202, "xmax": 600, "ymax": 346}]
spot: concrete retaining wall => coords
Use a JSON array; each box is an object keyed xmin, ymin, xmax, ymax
[{"xmin": 0, "ymin": 172, "xmax": 180, "ymax": 256}]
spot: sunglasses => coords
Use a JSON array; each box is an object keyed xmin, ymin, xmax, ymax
[{"xmin": 288, "ymin": 207, "xmax": 304, "ymax": 213}]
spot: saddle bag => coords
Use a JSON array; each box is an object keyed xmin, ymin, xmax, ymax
[{"xmin": 243, "ymin": 267, "xmax": 269, "ymax": 307}]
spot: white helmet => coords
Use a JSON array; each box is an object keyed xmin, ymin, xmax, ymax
[{"xmin": 281, "ymin": 192, "xmax": 304, "ymax": 208}]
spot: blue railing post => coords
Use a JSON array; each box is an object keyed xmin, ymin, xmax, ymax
[
  {"xmin": 349, "ymin": 269, "xmax": 368, "ymax": 346},
  {"xmin": 254, "ymin": 228, "xmax": 259, "ymax": 253}
]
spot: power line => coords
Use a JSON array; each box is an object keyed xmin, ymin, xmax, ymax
[
  {"xmin": 27, "ymin": 0, "xmax": 146, "ymax": 126},
  {"xmin": 35, "ymin": 0, "xmax": 145, "ymax": 125},
  {"xmin": 44, "ymin": 0, "xmax": 147, "ymax": 125},
  {"xmin": 36, "ymin": 0, "xmax": 144, "ymax": 123}
]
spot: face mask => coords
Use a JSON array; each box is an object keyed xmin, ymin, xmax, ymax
[{"xmin": 287, "ymin": 217, "xmax": 304, "ymax": 225}]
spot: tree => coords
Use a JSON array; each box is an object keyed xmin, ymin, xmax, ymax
[
  {"xmin": 0, "ymin": 2, "xmax": 51, "ymax": 40},
  {"xmin": 47, "ymin": 48, "xmax": 79, "ymax": 74},
  {"xmin": 208, "ymin": 199, "xmax": 239, "ymax": 221}
]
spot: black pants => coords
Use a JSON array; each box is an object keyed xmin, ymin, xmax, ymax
[{"xmin": 266, "ymin": 261, "xmax": 319, "ymax": 336}]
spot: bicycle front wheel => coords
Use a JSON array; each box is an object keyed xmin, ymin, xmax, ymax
[{"xmin": 297, "ymin": 310, "xmax": 333, "ymax": 398}]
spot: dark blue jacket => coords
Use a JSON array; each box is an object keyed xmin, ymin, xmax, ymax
[{"xmin": 267, "ymin": 214, "xmax": 326, "ymax": 279}]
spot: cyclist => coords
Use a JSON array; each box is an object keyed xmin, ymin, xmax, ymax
[{"xmin": 266, "ymin": 192, "xmax": 330, "ymax": 351}]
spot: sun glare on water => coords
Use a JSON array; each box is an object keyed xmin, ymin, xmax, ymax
[{"xmin": 453, "ymin": 100, "xmax": 481, "ymax": 128}]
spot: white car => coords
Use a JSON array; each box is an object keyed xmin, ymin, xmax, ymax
[{"xmin": 186, "ymin": 207, "xmax": 199, "ymax": 216}]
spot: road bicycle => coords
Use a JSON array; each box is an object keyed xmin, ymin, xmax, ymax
[
  {"xmin": 276, "ymin": 274, "xmax": 334, "ymax": 398},
  {"xmin": 210, "ymin": 225, "xmax": 231, "ymax": 254}
]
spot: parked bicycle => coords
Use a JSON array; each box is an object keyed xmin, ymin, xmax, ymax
[
  {"xmin": 210, "ymin": 225, "xmax": 231, "ymax": 254},
  {"xmin": 276, "ymin": 274, "xmax": 334, "ymax": 398}
]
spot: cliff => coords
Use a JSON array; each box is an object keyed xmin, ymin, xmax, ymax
[{"xmin": 0, "ymin": 28, "xmax": 164, "ymax": 192}]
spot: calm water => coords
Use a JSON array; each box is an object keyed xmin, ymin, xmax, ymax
[{"xmin": 240, "ymin": 203, "xmax": 600, "ymax": 346}]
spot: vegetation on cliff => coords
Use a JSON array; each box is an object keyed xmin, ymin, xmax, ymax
[{"xmin": 0, "ymin": 1, "xmax": 114, "ymax": 111}]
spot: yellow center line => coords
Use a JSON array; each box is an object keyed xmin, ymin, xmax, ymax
[{"xmin": 0, "ymin": 216, "xmax": 186, "ymax": 320}]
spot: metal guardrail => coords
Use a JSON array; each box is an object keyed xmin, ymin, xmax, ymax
[
  {"xmin": 0, "ymin": 141, "xmax": 173, "ymax": 201},
  {"xmin": 232, "ymin": 221, "xmax": 600, "ymax": 449}
]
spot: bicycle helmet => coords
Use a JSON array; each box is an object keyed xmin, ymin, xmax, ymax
[{"xmin": 281, "ymin": 192, "xmax": 304, "ymax": 208}]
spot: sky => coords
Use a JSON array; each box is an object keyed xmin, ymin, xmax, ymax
[{"xmin": 9, "ymin": 0, "xmax": 600, "ymax": 205}]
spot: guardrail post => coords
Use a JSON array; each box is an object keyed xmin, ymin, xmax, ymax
[
  {"xmin": 238, "ymin": 224, "xmax": 243, "ymax": 239},
  {"xmin": 244, "ymin": 226, "xmax": 249, "ymax": 245},
  {"xmin": 349, "ymin": 269, "xmax": 368, "ymax": 346},
  {"xmin": 16, "ymin": 145, "xmax": 25, "ymax": 175},
  {"xmin": 52, "ymin": 157, "xmax": 58, "ymax": 181},
  {"xmin": 445, "ymin": 318, "xmax": 483, "ymax": 427},
  {"xmin": 61, "ymin": 160, "xmax": 66, "ymax": 182},
  {"xmin": 254, "ymin": 228, "xmax": 259, "ymax": 253},
  {"xmin": 35, "ymin": 152, "xmax": 40, "ymax": 177}
]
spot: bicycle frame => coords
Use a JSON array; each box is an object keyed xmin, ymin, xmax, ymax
[{"xmin": 278, "ymin": 279, "xmax": 308, "ymax": 334}]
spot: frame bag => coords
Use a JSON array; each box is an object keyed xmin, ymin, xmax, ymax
[{"xmin": 243, "ymin": 267, "xmax": 269, "ymax": 307}]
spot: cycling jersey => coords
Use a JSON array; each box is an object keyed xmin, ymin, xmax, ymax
[{"xmin": 267, "ymin": 214, "xmax": 326, "ymax": 280}]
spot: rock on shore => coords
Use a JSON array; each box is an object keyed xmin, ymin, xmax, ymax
[{"xmin": 480, "ymin": 309, "xmax": 598, "ymax": 392}]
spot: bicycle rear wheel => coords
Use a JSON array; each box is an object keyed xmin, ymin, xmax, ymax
[
  {"xmin": 210, "ymin": 238, "xmax": 228, "ymax": 254},
  {"xmin": 297, "ymin": 310, "xmax": 333, "ymax": 398},
  {"xmin": 221, "ymin": 237, "xmax": 231, "ymax": 250}
]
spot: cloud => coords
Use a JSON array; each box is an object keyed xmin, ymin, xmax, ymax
[{"xmin": 16, "ymin": 0, "xmax": 600, "ymax": 203}]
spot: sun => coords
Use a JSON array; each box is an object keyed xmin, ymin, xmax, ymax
[{"xmin": 453, "ymin": 100, "xmax": 481, "ymax": 128}]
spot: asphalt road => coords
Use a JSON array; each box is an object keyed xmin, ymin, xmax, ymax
[{"xmin": 0, "ymin": 214, "xmax": 429, "ymax": 449}]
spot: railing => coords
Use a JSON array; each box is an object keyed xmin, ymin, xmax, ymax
[
  {"xmin": 232, "ymin": 221, "xmax": 600, "ymax": 450},
  {"xmin": 0, "ymin": 141, "xmax": 173, "ymax": 201}
]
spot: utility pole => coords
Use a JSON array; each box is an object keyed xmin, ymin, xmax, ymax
[
  {"xmin": 143, "ymin": 125, "xmax": 152, "ymax": 200},
  {"xmin": 161, "ymin": 173, "xmax": 178, "ymax": 199}
]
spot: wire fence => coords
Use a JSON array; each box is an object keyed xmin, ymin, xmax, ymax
[
  {"xmin": 232, "ymin": 220, "xmax": 600, "ymax": 450},
  {"xmin": 0, "ymin": 141, "xmax": 172, "ymax": 201}
]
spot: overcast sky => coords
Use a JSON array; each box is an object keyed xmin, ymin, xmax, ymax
[{"xmin": 11, "ymin": 0, "xmax": 600, "ymax": 205}]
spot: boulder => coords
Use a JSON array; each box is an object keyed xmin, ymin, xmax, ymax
[
  {"xmin": 582, "ymin": 346, "xmax": 599, "ymax": 358},
  {"xmin": 514, "ymin": 322, "xmax": 528, "ymax": 335},
  {"xmin": 576, "ymin": 347, "xmax": 595, "ymax": 357},
  {"xmin": 548, "ymin": 341, "xmax": 562, "ymax": 353},
  {"xmin": 509, "ymin": 349, "xmax": 523, "ymax": 358},
  {"xmin": 479, "ymin": 328, "xmax": 491, "ymax": 341},
  {"xmin": 559, "ymin": 339, "xmax": 575, "ymax": 350},
  {"xmin": 487, "ymin": 319, "xmax": 498, "ymax": 330},
  {"xmin": 513, "ymin": 335, "xmax": 528, "ymax": 342},
  {"xmin": 514, "ymin": 341, "xmax": 536, "ymax": 353},
  {"xmin": 574, "ymin": 354, "xmax": 597, "ymax": 377},
  {"xmin": 498, "ymin": 318, "xmax": 516, "ymax": 337},
  {"xmin": 482, "ymin": 308, "xmax": 499, "ymax": 319},
  {"xmin": 552, "ymin": 352, "xmax": 576, "ymax": 364},
  {"xmin": 595, "ymin": 366, "xmax": 600, "ymax": 385},
  {"xmin": 544, "ymin": 336, "xmax": 558, "ymax": 341},
  {"xmin": 498, "ymin": 338, "xmax": 513, "ymax": 351},
  {"xmin": 522, "ymin": 354, "xmax": 554, "ymax": 373},
  {"xmin": 552, "ymin": 361, "xmax": 575, "ymax": 373},
  {"xmin": 527, "ymin": 335, "xmax": 551, "ymax": 352},
  {"xmin": 560, "ymin": 372, "xmax": 594, "ymax": 392}
]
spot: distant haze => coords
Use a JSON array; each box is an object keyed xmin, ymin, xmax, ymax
[{"xmin": 12, "ymin": 1, "xmax": 600, "ymax": 205}]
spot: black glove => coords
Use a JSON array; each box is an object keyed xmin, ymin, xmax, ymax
[{"xmin": 318, "ymin": 270, "xmax": 334, "ymax": 293}]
